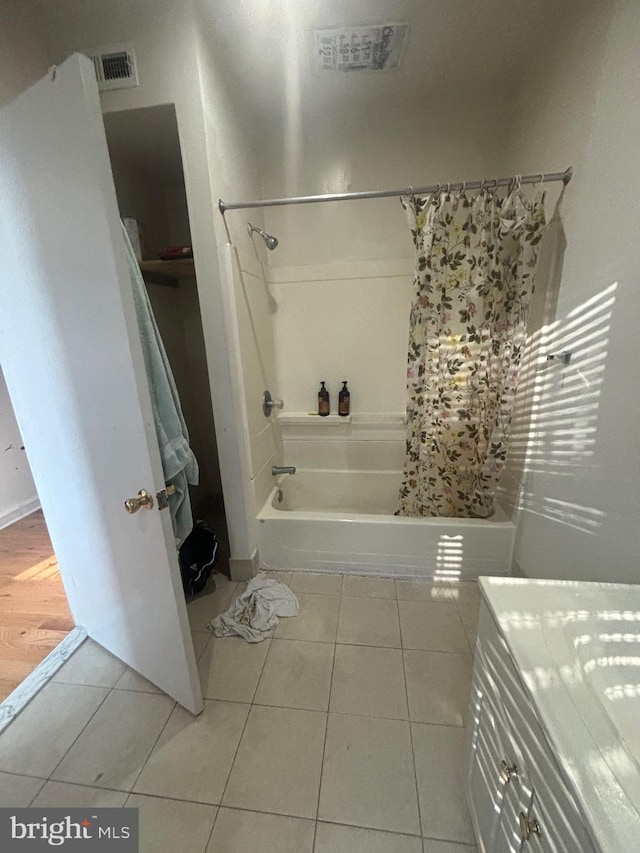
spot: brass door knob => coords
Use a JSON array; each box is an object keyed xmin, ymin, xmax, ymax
[
  {"xmin": 519, "ymin": 811, "xmax": 541, "ymax": 841},
  {"xmin": 124, "ymin": 489, "xmax": 154, "ymax": 514},
  {"xmin": 500, "ymin": 760, "xmax": 519, "ymax": 783}
]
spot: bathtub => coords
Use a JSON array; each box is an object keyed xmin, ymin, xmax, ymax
[{"xmin": 258, "ymin": 470, "xmax": 516, "ymax": 580}]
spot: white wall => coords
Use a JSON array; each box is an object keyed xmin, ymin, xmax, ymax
[
  {"xmin": 0, "ymin": 0, "xmax": 50, "ymax": 527},
  {"xmin": 0, "ymin": 384, "xmax": 40, "ymax": 529},
  {"xmin": 0, "ymin": 1, "xmax": 50, "ymax": 106},
  {"xmin": 505, "ymin": 0, "xmax": 640, "ymax": 582},
  {"xmin": 164, "ymin": 183, "xmax": 191, "ymax": 247},
  {"xmin": 108, "ymin": 154, "xmax": 170, "ymax": 258},
  {"xmin": 243, "ymin": 93, "xmax": 513, "ymax": 417},
  {"xmin": 259, "ymin": 94, "xmax": 512, "ymax": 268},
  {"xmin": 193, "ymin": 14, "xmax": 278, "ymax": 534},
  {"xmin": 177, "ymin": 279, "xmax": 223, "ymax": 506}
]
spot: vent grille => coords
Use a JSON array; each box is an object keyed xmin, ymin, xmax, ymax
[
  {"xmin": 101, "ymin": 52, "xmax": 132, "ymax": 81},
  {"xmin": 87, "ymin": 43, "xmax": 139, "ymax": 91}
]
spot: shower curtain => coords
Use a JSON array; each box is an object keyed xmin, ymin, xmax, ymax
[{"xmin": 397, "ymin": 180, "xmax": 547, "ymax": 518}]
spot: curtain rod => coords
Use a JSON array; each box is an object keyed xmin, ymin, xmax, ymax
[{"xmin": 218, "ymin": 167, "xmax": 572, "ymax": 214}]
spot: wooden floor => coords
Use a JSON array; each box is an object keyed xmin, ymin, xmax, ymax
[{"xmin": 0, "ymin": 511, "xmax": 73, "ymax": 702}]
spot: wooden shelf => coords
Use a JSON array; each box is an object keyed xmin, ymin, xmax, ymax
[{"xmin": 139, "ymin": 258, "xmax": 195, "ymax": 285}]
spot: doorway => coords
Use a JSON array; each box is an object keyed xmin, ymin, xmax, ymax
[
  {"xmin": 0, "ymin": 56, "xmax": 208, "ymax": 711},
  {"xmin": 0, "ymin": 508, "xmax": 73, "ymax": 703},
  {"xmin": 0, "ymin": 101, "xmax": 228, "ymax": 708}
]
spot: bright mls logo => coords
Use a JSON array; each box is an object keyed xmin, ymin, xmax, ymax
[{"xmin": 1, "ymin": 809, "xmax": 138, "ymax": 851}]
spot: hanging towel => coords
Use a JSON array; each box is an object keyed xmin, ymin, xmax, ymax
[
  {"xmin": 121, "ymin": 222, "xmax": 199, "ymax": 545},
  {"xmin": 209, "ymin": 575, "xmax": 299, "ymax": 642}
]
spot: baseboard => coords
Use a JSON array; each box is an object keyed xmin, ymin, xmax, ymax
[
  {"xmin": 229, "ymin": 549, "xmax": 260, "ymax": 581},
  {"xmin": 511, "ymin": 559, "xmax": 526, "ymax": 578},
  {"xmin": 0, "ymin": 627, "xmax": 86, "ymax": 734},
  {"xmin": 0, "ymin": 496, "xmax": 41, "ymax": 531}
]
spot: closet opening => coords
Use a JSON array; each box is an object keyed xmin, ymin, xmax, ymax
[{"xmin": 103, "ymin": 103, "xmax": 230, "ymax": 582}]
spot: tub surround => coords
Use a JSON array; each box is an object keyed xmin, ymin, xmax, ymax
[
  {"xmin": 470, "ymin": 577, "xmax": 640, "ymax": 853},
  {"xmin": 267, "ymin": 258, "xmax": 413, "ymax": 417},
  {"xmin": 275, "ymin": 412, "xmax": 406, "ymax": 472}
]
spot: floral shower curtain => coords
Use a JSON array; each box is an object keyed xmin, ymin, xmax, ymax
[{"xmin": 397, "ymin": 180, "xmax": 547, "ymax": 518}]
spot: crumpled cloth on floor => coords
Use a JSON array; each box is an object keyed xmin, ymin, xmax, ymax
[{"xmin": 208, "ymin": 575, "xmax": 299, "ymax": 642}]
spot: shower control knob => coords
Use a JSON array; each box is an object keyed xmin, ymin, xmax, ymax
[{"xmin": 262, "ymin": 390, "xmax": 284, "ymax": 417}]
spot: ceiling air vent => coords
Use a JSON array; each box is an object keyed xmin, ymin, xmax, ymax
[
  {"xmin": 87, "ymin": 43, "xmax": 139, "ymax": 91},
  {"xmin": 316, "ymin": 24, "xmax": 409, "ymax": 72}
]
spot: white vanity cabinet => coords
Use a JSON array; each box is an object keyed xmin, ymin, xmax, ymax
[{"xmin": 466, "ymin": 601, "xmax": 600, "ymax": 853}]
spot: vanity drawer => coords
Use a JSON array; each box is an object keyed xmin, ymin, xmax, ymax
[
  {"xmin": 481, "ymin": 628, "xmax": 597, "ymax": 853},
  {"xmin": 518, "ymin": 792, "xmax": 552, "ymax": 853},
  {"xmin": 503, "ymin": 696, "xmax": 597, "ymax": 853},
  {"xmin": 518, "ymin": 789, "xmax": 597, "ymax": 853}
]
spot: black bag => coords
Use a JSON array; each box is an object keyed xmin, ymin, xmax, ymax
[{"xmin": 178, "ymin": 520, "xmax": 219, "ymax": 597}]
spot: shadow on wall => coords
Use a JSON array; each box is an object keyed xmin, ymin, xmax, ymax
[
  {"xmin": 499, "ymin": 200, "xmax": 616, "ymax": 535},
  {"xmin": 503, "ymin": 280, "xmax": 617, "ymax": 534}
]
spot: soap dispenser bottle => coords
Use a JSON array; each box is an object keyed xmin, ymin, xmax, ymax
[
  {"xmin": 338, "ymin": 381, "xmax": 350, "ymax": 416},
  {"xmin": 318, "ymin": 381, "xmax": 330, "ymax": 417}
]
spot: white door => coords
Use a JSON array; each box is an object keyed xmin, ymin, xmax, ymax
[{"xmin": 0, "ymin": 55, "xmax": 202, "ymax": 714}]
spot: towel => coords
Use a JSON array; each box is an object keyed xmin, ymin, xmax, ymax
[
  {"xmin": 121, "ymin": 223, "xmax": 199, "ymax": 545},
  {"xmin": 209, "ymin": 576, "xmax": 299, "ymax": 642}
]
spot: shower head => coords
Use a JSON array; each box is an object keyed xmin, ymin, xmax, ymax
[{"xmin": 247, "ymin": 223, "xmax": 278, "ymax": 250}]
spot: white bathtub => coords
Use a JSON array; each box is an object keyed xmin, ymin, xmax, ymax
[{"xmin": 258, "ymin": 470, "xmax": 516, "ymax": 580}]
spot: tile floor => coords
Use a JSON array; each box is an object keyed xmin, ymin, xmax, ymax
[{"xmin": 0, "ymin": 571, "xmax": 481, "ymax": 853}]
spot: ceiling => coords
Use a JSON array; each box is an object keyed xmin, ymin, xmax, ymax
[{"xmin": 196, "ymin": 0, "xmax": 583, "ymax": 127}]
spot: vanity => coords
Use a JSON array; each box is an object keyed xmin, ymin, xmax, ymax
[{"xmin": 467, "ymin": 577, "xmax": 640, "ymax": 853}]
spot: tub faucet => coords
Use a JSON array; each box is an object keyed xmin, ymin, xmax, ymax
[{"xmin": 272, "ymin": 465, "xmax": 296, "ymax": 476}]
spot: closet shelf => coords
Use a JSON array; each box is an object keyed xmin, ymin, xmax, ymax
[{"xmin": 139, "ymin": 258, "xmax": 195, "ymax": 285}]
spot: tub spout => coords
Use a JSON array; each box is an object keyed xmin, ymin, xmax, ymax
[{"xmin": 272, "ymin": 465, "xmax": 296, "ymax": 476}]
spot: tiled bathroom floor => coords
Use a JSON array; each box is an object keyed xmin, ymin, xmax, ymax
[{"xmin": 0, "ymin": 571, "xmax": 481, "ymax": 853}]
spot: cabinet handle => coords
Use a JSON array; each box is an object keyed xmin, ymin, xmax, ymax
[
  {"xmin": 500, "ymin": 760, "xmax": 519, "ymax": 783},
  {"xmin": 519, "ymin": 811, "xmax": 541, "ymax": 841}
]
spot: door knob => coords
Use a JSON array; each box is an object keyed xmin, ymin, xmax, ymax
[
  {"xmin": 124, "ymin": 489, "xmax": 154, "ymax": 513},
  {"xmin": 519, "ymin": 811, "xmax": 541, "ymax": 841}
]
